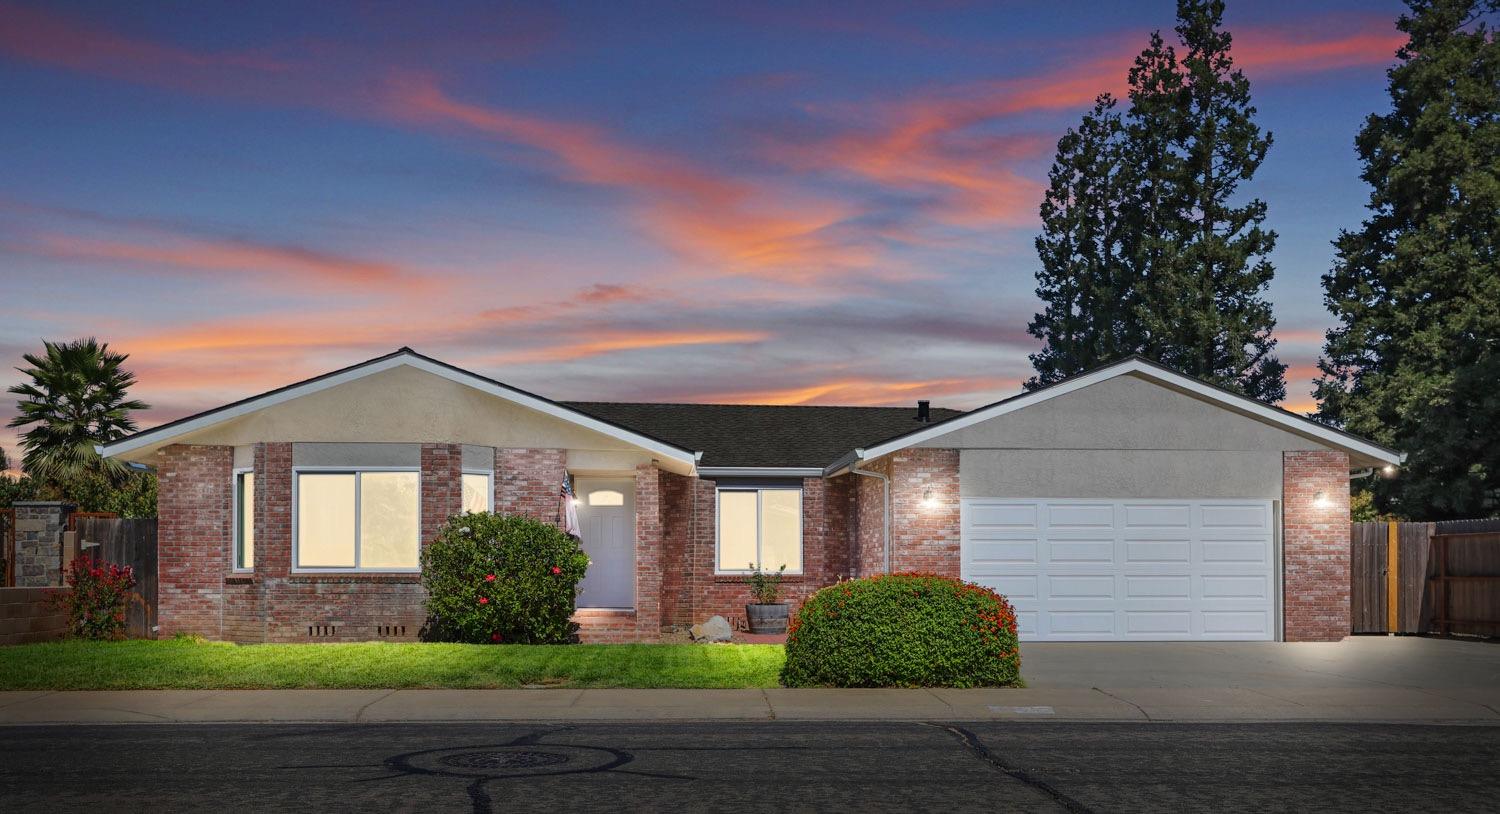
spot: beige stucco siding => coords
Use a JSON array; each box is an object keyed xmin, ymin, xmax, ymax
[
  {"xmin": 125, "ymin": 365, "xmax": 650, "ymax": 461},
  {"xmin": 916, "ymin": 374, "xmax": 1327, "ymax": 499},
  {"xmin": 959, "ymin": 449, "xmax": 1284, "ymax": 498}
]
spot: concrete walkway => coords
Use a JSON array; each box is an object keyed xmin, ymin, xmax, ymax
[{"xmin": 2, "ymin": 637, "xmax": 1495, "ymax": 725}]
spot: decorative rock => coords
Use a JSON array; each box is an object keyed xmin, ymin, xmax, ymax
[{"xmin": 689, "ymin": 615, "xmax": 733, "ymax": 643}]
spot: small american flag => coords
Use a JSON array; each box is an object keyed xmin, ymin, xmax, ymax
[{"xmin": 559, "ymin": 475, "xmax": 581, "ymax": 539}]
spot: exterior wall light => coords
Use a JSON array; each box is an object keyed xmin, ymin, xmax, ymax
[
  {"xmin": 1313, "ymin": 491, "xmax": 1332, "ymax": 509},
  {"xmin": 921, "ymin": 489, "xmax": 939, "ymax": 509},
  {"xmin": 1382, "ymin": 465, "xmax": 1397, "ymax": 476}
]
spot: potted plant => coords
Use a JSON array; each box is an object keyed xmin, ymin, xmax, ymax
[{"xmin": 744, "ymin": 563, "xmax": 789, "ymax": 634}]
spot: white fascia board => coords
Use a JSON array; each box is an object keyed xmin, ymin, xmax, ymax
[
  {"xmin": 854, "ymin": 358, "xmax": 1405, "ymax": 466},
  {"xmin": 697, "ymin": 466, "xmax": 823, "ymax": 478},
  {"xmin": 99, "ymin": 352, "xmax": 699, "ymax": 468}
]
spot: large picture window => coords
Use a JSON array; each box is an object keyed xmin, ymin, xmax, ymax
[
  {"xmin": 233, "ymin": 469, "xmax": 254, "ymax": 570},
  {"xmin": 716, "ymin": 487, "xmax": 802, "ymax": 573},
  {"xmin": 295, "ymin": 470, "xmax": 420, "ymax": 571}
]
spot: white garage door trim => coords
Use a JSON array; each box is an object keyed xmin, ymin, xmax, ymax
[{"xmin": 961, "ymin": 498, "xmax": 1277, "ymax": 641}]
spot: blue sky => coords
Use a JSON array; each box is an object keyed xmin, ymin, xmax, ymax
[{"xmin": 0, "ymin": 0, "xmax": 1408, "ymax": 465}]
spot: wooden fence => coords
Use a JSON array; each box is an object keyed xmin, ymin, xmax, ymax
[
  {"xmin": 74, "ymin": 517, "xmax": 158, "ymax": 639},
  {"xmin": 1351, "ymin": 519, "xmax": 1500, "ymax": 637}
]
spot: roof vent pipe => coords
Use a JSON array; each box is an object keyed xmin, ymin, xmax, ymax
[{"xmin": 916, "ymin": 400, "xmax": 930, "ymax": 422}]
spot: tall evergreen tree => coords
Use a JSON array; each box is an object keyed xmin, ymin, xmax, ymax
[
  {"xmin": 1316, "ymin": 0, "xmax": 1499, "ymax": 519},
  {"xmin": 1029, "ymin": 0, "xmax": 1286, "ymax": 401},
  {"xmin": 1027, "ymin": 96, "xmax": 1134, "ymax": 387}
]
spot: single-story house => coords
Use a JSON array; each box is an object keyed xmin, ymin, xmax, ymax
[{"xmin": 100, "ymin": 348, "xmax": 1402, "ymax": 644}]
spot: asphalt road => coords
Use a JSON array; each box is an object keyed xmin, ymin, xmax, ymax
[{"xmin": 3, "ymin": 722, "xmax": 1496, "ymax": 812}]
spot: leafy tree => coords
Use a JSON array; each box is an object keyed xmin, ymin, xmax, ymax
[
  {"xmin": 7, "ymin": 339, "xmax": 148, "ymax": 484},
  {"xmin": 1316, "ymin": 0, "xmax": 1499, "ymax": 519},
  {"xmin": 1029, "ymin": 0, "xmax": 1286, "ymax": 401}
]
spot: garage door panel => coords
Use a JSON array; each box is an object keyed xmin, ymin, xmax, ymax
[
  {"xmin": 1046, "ymin": 503, "xmax": 1115, "ymax": 528},
  {"xmin": 967, "ymin": 540, "xmax": 1039, "ymax": 564},
  {"xmin": 1125, "ymin": 610, "xmax": 1192, "ymax": 635},
  {"xmin": 1045, "ymin": 575, "xmax": 1115, "ymax": 599},
  {"xmin": 1201, "ymin": 503, "xmax": 1270, "ymax": 528},
  {"xmin": 1124, "ymin": 540, "xmax": 1191, "ymax": 564},
  {"xmin": 968, "ymin": 503, "xmax": 1038, "ymax": 529},
  {"xmin": 1122, "ymin": 503, "xmax": 1191, "ymax": 528},
  {"xmin": 963, "ymin": 498, "xmax": 1274, "ymax": 642},
  {"xmin": 1047, "ymin": 611, "xmax": 1116, "ymax": 636},
  {"xmin": 1046, "ymin": 539, "xmax": 1115, "ymax": 565},
  {"xmin": 1201, "ymin": 539, "xmax": 1269, "ymax": 564},
  {"xmin": 1125, "ymin": 575, "xmax": 1191, "ymax": 599}
]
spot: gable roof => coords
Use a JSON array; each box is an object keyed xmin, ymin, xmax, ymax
[
  {"xmin": 832, "ymin": 355, "xmax": 1404, "ymax": 471},
  {"xmin": 97, "ymin": 348, "xmax": 699, "ymax": 469},
  {"xmin": 562, "ymin": 402, "xmax": 963, "ymax": 470}
]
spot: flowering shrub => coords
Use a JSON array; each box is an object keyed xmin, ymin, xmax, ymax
[
  {"xmin": 58, "ymin": 554, "xmax": 138, "ymax": 640},
  {"xmin": 420, "ymin": 512, "xmax": 590, "ymax": 644},
  {"xmin": 780, "ymin": 573, "xmax": 1020, "ymax": 688}
]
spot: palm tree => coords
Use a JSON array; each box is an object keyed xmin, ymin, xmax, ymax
[{"xmin": 7, "ymin": 339, "xmax": 149, "ymax": 483}]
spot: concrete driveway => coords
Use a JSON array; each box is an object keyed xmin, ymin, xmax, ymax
[{"xmin": 1020, "ymin": 636, "xmax": 1500, "ymax": 689}]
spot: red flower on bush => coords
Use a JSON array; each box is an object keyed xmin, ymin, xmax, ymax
[
  {"xmin": 485, "ymin": 574, "xmax": 496, "ymax": 582},
  {"xmin": 477, "ymin": 596, "xmax": 489, "ymax": 605},
  {"xmin": 491, "ymin": 632, "xmax": 503, "ymax": 642},
  {"xmin": 57, "ymin": 555, "xmax": 138, "ymax": 641},
  {"xmin": 550, "ymin": 566, "xmax": 562, "ymax": 575}
]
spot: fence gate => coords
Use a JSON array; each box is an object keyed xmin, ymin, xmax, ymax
[
  {"xmin": 1351, "ymin": 519, "xmax": 1500, "ymax": 637},
  {"xmin": 74, "ymin": 517, "xmax": 158, "ymax": 638}
]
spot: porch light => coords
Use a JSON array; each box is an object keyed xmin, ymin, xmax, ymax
[
  {"xmin": 1313, "ymin": 491, "xmax": 1332, "ymax": 509},
  {"xmin": 921, "ymin": 489, "xmax": 938, "ymax": 509},
  {"xmin": 1382, "ymin": 465, "xmax": 1397, "ymax": 476}
]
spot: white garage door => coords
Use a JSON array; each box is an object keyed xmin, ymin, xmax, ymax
[{"xmin": 961, "ymin": 499, "xmax": 1275, "ymax": 641}]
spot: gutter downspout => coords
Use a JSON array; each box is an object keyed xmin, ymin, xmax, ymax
[{"xmin": 850, "ymin": 450, "xmax": 890, "ymax": 575}]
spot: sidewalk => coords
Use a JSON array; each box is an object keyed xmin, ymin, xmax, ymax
[{"xmin": 2, "ymin": 684, "xmax": 1496, "ymax": 725}]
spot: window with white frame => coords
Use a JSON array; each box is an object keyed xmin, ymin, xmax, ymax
[
  {"xmin": 295, "ymin": 469, "xmax": 420, "ymax": 570},
  {"xmin": 233, "ymin": 469, "xmax": 254, "ymax": 570},
  {"xmin": 716, "ymin": 487, "xmax": 802, "ymax": 573},
  {"xmin": 461, "ymin": 471, "xmax": 493, "ymax": 514}
]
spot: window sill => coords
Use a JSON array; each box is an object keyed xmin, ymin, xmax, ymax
[
  {"xmin": 286, "ymin": 573, "xmax": 423, "ymax": 584},
  {"xmin": 713, "ymin": 574, "xmax": 808, "ymax": 584}
]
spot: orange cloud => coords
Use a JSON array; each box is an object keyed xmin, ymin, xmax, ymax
[
  {"xmin": 378, "ymin": 74, "xmax": 867, "ymax": 281},
  {"xmin": 489, "ymin": 330, "xmax": 770, "ymax": 364},
  {"xmin": 15, "ymin": 232, "xmax": 425, "ymax": 290},
  {"xmin": 779, "ymin": 20, "xmax": 1401, "ymax": 229},
  {"xmin": 693, "ymin": 374, "xmax": 1018, "ymax": 407}
]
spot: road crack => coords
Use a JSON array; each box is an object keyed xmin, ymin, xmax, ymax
[{"xmin": 930, "ymin": 723, "xmax": 1095, "ymax": 814}]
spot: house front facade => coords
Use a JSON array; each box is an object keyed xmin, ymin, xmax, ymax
[{"xmin": 101, "ymin": 348, "xmax": 1402, "ymax": 644}]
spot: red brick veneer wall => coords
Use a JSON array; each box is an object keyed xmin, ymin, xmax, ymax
[
  {"xmin": 888, "ymin": 448, "xmax": 961, "ymax": 577},
  {"xmin": 496, "ymin": 448, "xmax": 565, "ymax": 520},
  {"xmin": 157, "ymin": 444, "xmax": 232, "ymax": 638},
  {"xmin": 852, "ymin": 457, "xmax": 890, "ymax": 578},
  {"xmin": 1283, "ymin": 450, "xmax": 1351, "ymax": 642}
]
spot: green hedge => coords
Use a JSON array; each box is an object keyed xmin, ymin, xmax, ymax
[
  {"xmin": 780, "ymin": 573, "xmax": 1020, "ymax": 688},
  {"xmin": 420, "ymin": 513, "xmax": 589, "ymax": 644}
]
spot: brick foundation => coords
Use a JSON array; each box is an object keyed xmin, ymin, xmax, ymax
[{"xmin": 1283, "ymin": 450, "xmax": 1351, "ymax": 642}]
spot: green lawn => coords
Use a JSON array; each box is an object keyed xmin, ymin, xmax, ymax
[{"xmin": 0, "ymin": 638, "xmax": 786, "ymax": 690}]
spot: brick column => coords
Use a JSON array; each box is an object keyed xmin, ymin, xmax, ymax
[
  {"xmin": 1283, "ymin": 450, "xmax": 1351, "ymax": 642},
  {"xmin": 658, "ymin": 472, "xmax": 694, "ymax": 627},
  {"xmin": 495, "ymin": 448, "xmax": 566, "ymax": 520},
  {"xmin": 420, "ymin": 443, "xmax": 463, "ymax": 543},
  {"xmin": 887, "ymin": 448, "xmax": 961, "ymax": 577},
  {"xmin": 822, "ymin": 475, "xmax": 854, "ymax": 581},
  {"xmin": 157, "ymin": 444, "xmax": 232, "ymax": 638},
  {"xmin": 634, "ymin": 464, "xmax": 662, "ymax": 637}
]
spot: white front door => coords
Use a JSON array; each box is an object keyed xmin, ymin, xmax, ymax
[
  {"xmin": 961, "ymin": 498, "xmax": 1275, "ymax": 641},
  {"xmin": 574, "ymin": 477, "xmax": 636, "ymax": 609}
]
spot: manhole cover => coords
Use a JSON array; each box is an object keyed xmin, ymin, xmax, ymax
[{"xmin": 438, "ymin": 750, "xmax": 571, "ymax": 770}]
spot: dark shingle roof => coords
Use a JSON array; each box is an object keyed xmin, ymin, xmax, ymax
[{"xmin": 559, "ymin": 402, "xmax": 964, "ymax": 469}]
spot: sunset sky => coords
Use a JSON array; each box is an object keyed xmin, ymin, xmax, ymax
[{"xmin": 1, "ymin": 0, "xmax": 1408, "ymax": 467}]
